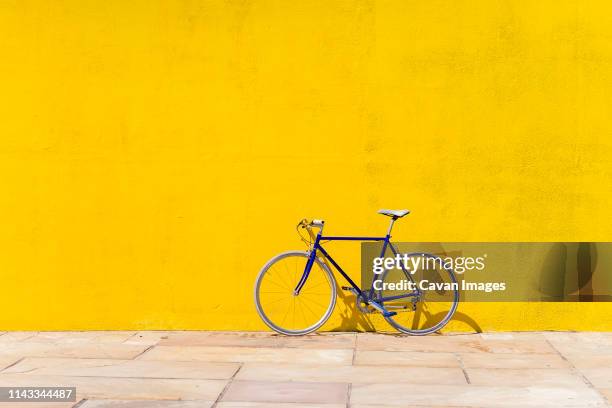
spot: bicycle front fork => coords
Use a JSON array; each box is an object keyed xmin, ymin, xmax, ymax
[{"xmin": 293, "ymin": 247, "xmax": 318, "ymax": 295}]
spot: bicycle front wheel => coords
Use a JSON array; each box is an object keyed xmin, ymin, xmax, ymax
[
  {"xmin": 254, "ymin": 251, "xmax": 336, "ymax": 335},
  {"xmin": 379, "ymin": 253, "xmax": 459, "ymax": 335}
]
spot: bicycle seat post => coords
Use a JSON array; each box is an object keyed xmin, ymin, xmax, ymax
[{"xmin": 386, "ymin": 217, "xmax": 397, "ymax": 237}]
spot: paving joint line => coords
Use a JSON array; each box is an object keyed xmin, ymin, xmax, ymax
[
  {"xmin": 544, "ymin": 338, "xmax": 608, "ymax": 404},
  {"xmin": 346, "ymin": 382, "xmax": 352, "ymax": 408},
  {"xmin": 453, "ymin": 353, "xmax": 471, "ymax": 384},
  {"xmin": 72, "ymin": 399, "xmax": 87, "ymax": 408},
  {"xmin": 212, "ymin": 363, "xmax": 243, "ymax": 407},
  {"xmin": 122, "ymin": 332, "xmax": 141, "ymax": 344},
  {"xmin": 1, "ymin": 357, "xmax": 25, "ymax": 372},
  {"xmin": 132, "ymin": 344, "xmax": 155, "ymax": 359}
]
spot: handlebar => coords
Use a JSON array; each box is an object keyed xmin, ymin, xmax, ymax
[
  {"xmin": 311, "ymin": 219, "xmax": 324, "ymax": 227},
  {"xmin": 296, "ymin": 218, "xmax": 324, "ymax": 246},
  {"xmin": 297, "ymin": 218, "xmax": 325, "ymax": 229}
]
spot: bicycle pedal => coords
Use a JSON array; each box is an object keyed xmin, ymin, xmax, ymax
[{"xmin": 383, "ymin": 311, "xmax": 397, "ymax": 317}]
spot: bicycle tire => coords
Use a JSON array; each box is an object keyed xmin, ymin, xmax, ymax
[
  {"xmin": 254, "ymin": 250, "xmax": 336, "ymax": 336},
  {"xmin": 379, "ymin": 252, "xmax": 459, "ymax": 335}
]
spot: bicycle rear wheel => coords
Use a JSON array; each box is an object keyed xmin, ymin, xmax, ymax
[
  {"xmin": 378, "ymin": 253, "xmax": 459, "ymax": 335},
  {"xmin": 254, "ymin": 251, "xmax": 336, "ymax": 335}
]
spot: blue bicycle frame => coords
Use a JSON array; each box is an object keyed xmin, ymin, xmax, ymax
[{"xmin": 293, "ymin": 223, "xmax": 421, "ymax": 314}]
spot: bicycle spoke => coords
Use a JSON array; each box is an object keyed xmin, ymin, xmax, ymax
[
  {"xmin": 297, "ymin": 300, "xmax": 309, "ymax": 326},
  {"xmin": 302, "ymin": 279, "xmax": 329, "ymax": 290},
  {"xmin": 298, "ymin": 296, "xmax": 323, "ymax": 319},
  {"xmin": 269, "ymin": 266, "xmax": 292, "ymax": 290},
  {"xmin": 294, "ymin": 294, "xmax": 328, "ymax": 310},
  {"xmin": 261, "ymin": 291, "xmax": 292, "ymax": 294},
  {"xmin": 264, "ymin": 277, "xmax": 291, "ymax": 292},
  {"xmin": 262, "ymin": 295, "xmax": 292, "ymax": 307}
]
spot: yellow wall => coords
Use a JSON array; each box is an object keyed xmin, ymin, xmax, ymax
[{"xmin": 1, "ymin": 0, "xmax": 611, "ymax": 331}]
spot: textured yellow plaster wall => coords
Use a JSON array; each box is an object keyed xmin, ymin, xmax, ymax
[{"xmin": 1, "ymin": 0, "xmax": 611, "ymax": 330}]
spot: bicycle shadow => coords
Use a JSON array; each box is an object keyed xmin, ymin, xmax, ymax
[
  {"xmin": 409, "ymin": 306, "xmax": 482, "ymax": 333},
  {"xmin": 330, "ymin": 285, "xmax": 376, "ymax": 332},
  {"xmin": 329, "ymin": 288, "xmax": 482, "ymax": 333}
]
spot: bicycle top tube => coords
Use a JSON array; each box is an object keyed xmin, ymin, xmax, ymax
[{"xmin": 319, "ymin": 236, "xmax": 388, "ymax": 241}]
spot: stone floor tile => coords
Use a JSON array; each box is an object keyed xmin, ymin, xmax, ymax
[
  {"xmin": 552, "ymin": 341, "xmax": 612, "ymax": 356},
  {"xmin": 350, "ymin": 383, "xmax": 606, "ymax": 407},
  {"xmin": 353, "ymin": 350, "xmax": 460, "ymax": 367},
  {"xmin": 236, "ymin": 363, "xmax": 466, "ymax": 384},
  {"xmin": 546, "ymin": 332, "xmax": 612, "ymax": 346},
  {"xmin": 482, "ymin": 332, "xmax": 548, "ymax": 341},
  {"xmin": 352, "ymin": 406, "xmax": 473, "ymax": 408},
  {"xmin": 356, "ymin": 333, "xmax": 488, "ymax": 353},
  {"xmin": 123, "ymin": 332, "xmax": 177, "ymax": 346},
  {"xmin": 275, "ymin": 333, "xmax": 356, "ymax": 349},
  {"xmin": 158, "ymin": 332, "xmax": 281, "ymax": 348},
  {"xmin": 158, "ymin": 332, "xmax": 355, "ymax": 349},
  {"xmin": 3, "ymin": 357, "xmax": 240, "ymax": 379},
  {"xmin": 0, "ymin": 374, "xmax": 227, "ymax": 401},
  {"xmin": 221, "ymin": 380, "xmax": 348, "ymax": 404},
  {"xmin": 24, "ymin": 332, "xmax": 136, "ymax": 344},
  {"xmin": 218, "ymin": 403, "xmax": 345, "ymax": 408},
  {"xmin": 0, "ymin": 403, "xmax": 76, "ymax": 407},
  {"xmin": 459, "ymin": 352, "xmax": 570, "ymax": 369},
  {"xmin": 479, "ymin": 333, "xmax": 515, "ymax": 340},
  {"xmin": 0, "ymin": 343, "xmax": 150, "ymax": 360},
  {"xmin": 467, "ymin": 368, "xmax": 587, "ymax": 387},
  {"xmin": 356, "ymin": 333, "xmax": 555, "ymax": 354},
  {"xmin": 544, "ymin": 332, "xmax": 612, "ymax": 356},
  {"xmin": 563, "ymin": 354, "xmax": 612, "ymax": 369},
  {"xmin": 477, "ymin": 338, "xmax": 556, "ymax": 354},
  {"xmin": 0, "ymin": 332, "xmax": 37, "ymax": 342},
  {"xmin": 80, "ymin": 400, "xmax": 214, "ymax": 407},
  {"xmin": 140, "ymin": 346, "xmax": 353, "ymax": 365}
]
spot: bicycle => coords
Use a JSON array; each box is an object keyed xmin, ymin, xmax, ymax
[{"xmin": 254, "ymin": 209, "xmax": 459, "ymax": 335}]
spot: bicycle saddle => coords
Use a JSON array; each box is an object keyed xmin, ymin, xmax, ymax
[{"xmin": 378, "ymin": 209, "xmax": 410, "ymax": 218}]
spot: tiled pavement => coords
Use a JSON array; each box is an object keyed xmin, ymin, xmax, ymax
[{"xmin": 0, "ymin": 331, "xmax": 610, "ymax": 407}]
